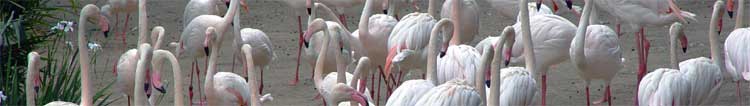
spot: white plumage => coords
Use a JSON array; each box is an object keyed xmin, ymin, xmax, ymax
[
  {"xmin": 183, "ymin": 0, "xmax": 220, "ymax": 26},
  {"xmin": 414, "ymin": 80, "xmax": 482, "ymax": 106},
  {"xmin": 679, "ymin": 57, "xmax": 723, "ymax": 105},
  {"xmin": 437, "ymin": 45, "xmax": 481, "ymax": 84},
  {"xmin": 495, "ymin": 67, "xmax": 539, "ymax": 105},
  {"xmin": 384, "ymin": 12, "xmax": 437, "ymax": 81},
  {"xmin": 210, "ymin": 72, "xmax": 253, "ymax": 105},
  {"xmin": 384, "ymin": 80, "xmax": 435, "ymax": 106},
  {"xmin": 441, "ymin": 0, "xmax": 479, "ymax": 44},
  {"xmin": 725, "ymin": 28, "xmax": 750, "ymax": 81},
  {"xmin": 647, "ymin": 69, "xmax": 691, "ymax": 106}
]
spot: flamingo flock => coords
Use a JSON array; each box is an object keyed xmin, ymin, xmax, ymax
[{"xmin": 19, "ymin": 0, "xmax": 750, "ymax": 105}]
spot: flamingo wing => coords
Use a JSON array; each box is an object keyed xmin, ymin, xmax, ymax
[{"xmin": 724, "ymin": 28, "xmax": 750, "ymax": 81}]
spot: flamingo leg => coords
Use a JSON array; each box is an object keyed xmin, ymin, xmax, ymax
[
  {"xmin": 593, "ymin": 85, "xmax": 612, "ymax": 105},
  {"xmin": 189, "ymin": 62, "xmax": 196, "ymax": 106},
  {"xmin": 291, "ymin": 16, "xmax": 303, "ymax": 85},
  {"xmin": 260, "ymin": 68, "xmax": 264, "ymax": 94},
  {"xmin": 122, "ymin": 14, "xmax": 130, "ymax": 48},
  {"xmin": 338, "ymin": 15, "xmax": 348, "ymax": 29},
  {"xmin": 634, "ymin": 27, "xmax": 645, "ymax": 106},
  {"xmin": 586, "ymin": 86, "xmax": 590, "ymax": 106},
  {"xmin": 738, "ymin": 81, "xmax": 742, "ymax": 105},
  {"xmin": 542, "ymin": 74, "xmax": 547, "ymax": 106},
  {"xmin": 128, "ymin": 96, "xmax": 131, "ymax": 106},
  {"xmin": 232, "ymin": 51, "xmax": 237, "ymax": 73}
]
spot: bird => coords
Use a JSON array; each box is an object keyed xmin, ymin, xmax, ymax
[
  {"xmin": 588, "ymin": 0, "xmax": 697, "ymax": 88},
  {"xmin": 183, "ymin": 0, "xmax": 248, "ymax": 26},
  {"xmin": 317, "ymin": 0, "xmax": 365, "ymax": 29},
  {"xmin": 480, "ymin": 30, "xmax": 540, "ymax": 105},
  {"xmin": 132, "ymin": 44, "xmax": 154, "ymax": 106},
  {"xmin": 202, "ymin": 27, "xmax": 253, "ymax": 106},
  {"xmin": 384, "ymin": 18, "xmax": 450, "ymax": 106},
  {"xmin": 230, "ymin": 6, "xmax": 275, "ymax": 94},
  {"xmin": 280, "ymin": 0, "xmax": 315, "ymax": 85},
  {"xmin": 499, "ymin": 1, "xmax": 543, "ymax": 105},
  {"xmin": 150, "ymin": 50, "xmax": 187, "ymax": 106},
  {"xmin": 488, "ymin": 0, "xmax": 579, "ymax": 20},
  {"xmin": 304, "ymin": 18, "xmax": 371, "ymax": 106},
  {"xmin": 382, "ymin": 0, "xmax": 440, "ymax": 92},
  {"xmin": 25, "ymin": 52, "xmax": 42, "ymax": 105},
  {"xmin": 240, "ymin": 44, "xmax": 275, "ymax": 106},
  {"xmin": 724, "ymin": 0, "xmax": 750, "ymax": 104},
  {"xmin": 175, "ymin": 0, "xmax": 240, "ymax": 102},
  {"xmin": 475, "ymin": 2, "xmax": 554, "ymax": 54},
  {"xmin": 440, "ymin": 0, "xmax": 479, "ymax": 45},
  {"xmin": 43, "ymin": 4, "xmax": 110, "ymax": 106},
  {"xmin": 113, "ymin": 0, "xmax": 166, "ymax": 104},
  {"xmin": 506, "ymin": 9, "xmax": 576, "ymax": 106},
  {"xmin": 434, "ymin": 0, "xmax": 483, "ymax": 85},
  {"xmin": 644, "ymin": 69, "xmax": 691, "ymax": 106},
  {"xmin": 351, "ymin": 0, "xmax": 398, "ymax": 103},
  {"xmin": 728, "ymin": 0, "xmax": 750, "ymax": 24},
  {"xmin": 100, "ymin": 0, "xmax": 136, "ymax": 47},
  {"xmin": 413, "ymin": 80, "xmax": 482, "ymax": 105},
  {"xmin": 568, "ymin": 0, "xmax": 624, "ymax": 105}
]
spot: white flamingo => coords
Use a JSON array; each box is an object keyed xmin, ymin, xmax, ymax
[
  {"xmin": 239, "ymin": 44, "xmax": 275, "ymax": 106},
  {"xmin": 176, "ymin": 0, "xmax": 239, "ymax": 102},
  {"xmin": 149, "ymin": 50, "xmax": 186, "ymax": 106},
  {"xmin": 480, "ymin": 26, "xmax": 539, "ymax": 106},
  {"xmin": 229, "ymin": 6, "xmax": 275, "ymax": 94},
  {"xmin": 639, "ymin": 2, "xmax": 727, "ymax": 105},
  {"xmin": 588, "ymin": 0, "xmax": 696, "ymax": 87},
  {"xmin": 568, "ymin": 0, "xmax": 624, "ymax": 105},
  {"xmin": 25, "ymin": 52, "xmax": 42, "ymax": 105},
  {"xmin": 440, "ymin": 0, "xmax": 479, "ymax": 44},
  {"xmin": 100, "ymin": 0, "xmax": 135, "ymax": 46},
  {"xmin": 304, "ymin": 19, "xmax": 371, "ymax": 106},
  {"xmin": 725, "ymin": 0, "xmax": 750, "ymax": 104},
  {"xmin": 183, "ymin": 0, "xmax": 247, "ymax": 27},
  {"xmin": 43, "ymin": 4, "xmax": 110, "ymax": 106},
  {"xmin": 384, "ymin": 18, "xmax": 449, "ymax": 106},
  {"xmin": 201, "ymin": 27, "xmax": 252, "ymax": 106},
  {"xmin": 351, "ymin": 0, "xmax": 398, "ymax": 103},
  {"xmin": 382, "ymin": 0, "xmax": 440, "ymax": 92}
]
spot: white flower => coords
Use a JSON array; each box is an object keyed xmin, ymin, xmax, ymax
[
  {"xmin": 88, "ymin": 42, "xmax": 101, "ymax": 52},
  {"xmin": 0, "ymin": 91, "xmax": 6, "ymax": 101},
  {"xmin": 51, "ymin": 21, "xmax": 75, "ymax": 32}
]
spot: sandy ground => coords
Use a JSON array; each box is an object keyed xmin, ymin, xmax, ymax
[{"xmin": 45, "ymin": 0, "xmax": 750, "ymax": 105}]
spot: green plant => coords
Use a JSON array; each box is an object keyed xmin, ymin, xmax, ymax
[{"xmin": 0, "ymin": 0, "xmax": 117, "ymax": 105}]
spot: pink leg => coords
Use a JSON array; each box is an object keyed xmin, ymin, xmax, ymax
[
  {"xmin": 338, "ymin": 15, "xmax": 348, "ymax": 29},
  {"xmin": 593, "ymin": 85, "xmax": 612, "ymax": 105},
  {"xmin": 634, "ymin": 27, "xmax": 644, "ymax": 106},
  {"xmin": 377, "ymin": 70, "xmax": 382, "ymax": 106},
  {"xmin": 291, "ymin": 16, "xmax": 303, "ymax": 85},
  {"xmin": 128, "ymin": 96, "xmax": 131, "ymax": 106},
  {"xmin": 122, "ymin": 14, "xmax": 130, "ymax": 48},
  {"xmin": 542, "ymin": 74, "xmax": 547, "ymax": 106},
  {"xmin": 586, "ymin": 86, "xmax": 590, "ymax": 106},
  {"xmin": 260, "ymin": 69, "xmax": 264, "ymax": 94}
]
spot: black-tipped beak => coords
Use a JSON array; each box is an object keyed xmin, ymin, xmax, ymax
[
  {"xmin": 225, "ymin": 2, "xmax": 231, "ymax": 8},
  {"xmin": 307, "ymin": 8, "xmax": 312, "ymax": 15},
  {"xmin": 383, "ymin": 10, "xmax": 388, "ymax": 14},
  {"xmin": 155, "ymin": 86, "xmax": 167, "ymax": 93},
  {"xmin": 729, "ymin": 11, "xmax": 735, "ymax": 18},
  {"xmin": 204, "ymin": 47, "xmax": 210, "ymax": 56},
  {"xmin": 536, "ymin": 2, "xmax": 543, "ymax": 11},
  {"xmin": 103, "ymin": 31, "xmax": 110, "ymax": 38},
  {"xmin": 682, "ymin": 48, "xmax": 687, "ymax": 53},
  {"xmin": 566, "ymin": 0, "xmax": 573, "ymax": 9},
  {"xmin": 504, "ymin": 60, "xmax": 510, "ymax": 66},
  {"xmin": 144, "ymin": 83, "xmax": 151, "ymax": 98},
  {"xmin": 485, "ymin": 80, "xmax": 491, "ymax": 87},
  {"xmin": 439, "ymin": 51, "xmax": 446, "ymax": 58},
  {"xmin": 303, "ymin": 41, "xmax": 310, "ymax": 48},
  {"xmin": 34, "ymin": 86, "xmax": 39, "ymax": 93}
]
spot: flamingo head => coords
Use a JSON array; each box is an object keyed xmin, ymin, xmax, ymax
[
  {"xmin": 565, "ymin": 0, "xmax": 573, "ymax": 10},
  {"xmin": 670, "ymin": 22, "xmax": 689, "ymax": 53},
  {"xmin": 679, "ymin": 33, "xmax": 688, "ymax": 53},
  {"xmin": 728, "ymin": 0, "xmax": 735, "ymax": 18},
  {"xmin": 204, "ymin": 27, "xmax": 217, "ymax": 56},
  {"xmin": 224, "ymin": 0, "xmax": 249, "ymax": 14},
  {"xmin": 29, "ymin": 52, "xmax": 42, "ymax": 93},
  {"xmin": 384, "ymin": 44, "xmax": 408, "ymax": 80},
  {"xmin": 331, "ymin": 83, "xmax": 370, "ymax": 106},
  {"xmin": 382, "ymin": 0, "xmax": 389, "ymax": 14},
  {"xmin": 151, "ymin": 71, "xmax": 166, "ymax": 93},
  {"xmin": 302, "ymin": 19, "xmax": 328, "ymax": 48},
  {"xmin": 306, "ymin": 0, "xmax": 313, "ymax": 15}
]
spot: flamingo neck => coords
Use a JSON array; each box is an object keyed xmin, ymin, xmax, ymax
[
  {"xmin": 488, "ymin": 27, "xmax": 514, "ymax": 106},
  {"xmin": 669, "ymin": 25, "xmax": 681, "ymax": 69},
  {"xmin": 204, "ymin": 27, "xmax": 225, "ymax": 105},
  {"xmin": 152, "ymin": 50, "xmax": 184, "ymax": 106},
  {"xmin": 336, "ymin": 42, "xmax": 346, "ymax": 84},
  {"xmin": 137, "ymin": 0, "xmax": 148, "ymax": 45},
  {"xmin": 709, "ymin": 1, "xmax": 727, "ymax": 72},
  {"xmin": 737, "ymin": 0, "xmax": 746, "ymax": 28},
  {"xmin": 428, "ymin": 19, "xmax": 453, "ymax": 85},
  {"xmin": 428, "ymin": 0, "xmax": 438, "ymax": 17},
  {"xmin": 313, "ymin": 23, "xmax": 332, "ymax": 90},
  {"xmin": 519, "ymin": 0, "xmax": 536, "ymax": 72},
  {"xmin": 26, "ymin": 52, "xmax": 39, "ymax": 105},
  {"xmin": 312, "ymin": 3, "xmax": 345, "ymax": 28},
  {"xmin": 233, "ymin": 7, "xmax": 242, "ymax": 48},
  {"xmin": 151, "ymin": 27, "xmax": 165, "ymax": 50},
  {"xmin": 387, "ymin": 0, "xmax": 397, "ymax": 17},
  {"xmin": 77, "ymin": 5, "xmax": 100, "ymax": 106},
  {"xmin": 133, "ymin": 44, "xmax": 152, "ymax": 106},
  {"xmin": 572, "ymin": 0, "xmax": 593, "ymax": 70},
  {"xmin": 220, "ymin": 0, "xmax": 239, "ymax": 36},
  {"xmin": 449, "ymin": 0, "xmax": 462, "ymax": 45},
  {"xmin": 241, "ymin": 45, "xmax": 261, "ymax": 106},
  {"xmin": 475, "ymin": 45, "xmax": 493, "ymax": 103},
  {"xmin": 359, "ymin": 0, "xmax": 374, "ymax": 41}
]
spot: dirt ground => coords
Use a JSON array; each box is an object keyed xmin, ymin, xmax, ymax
[{"xmin": 46, "ymin": 0, "xmax": 749, "ymax": 105}]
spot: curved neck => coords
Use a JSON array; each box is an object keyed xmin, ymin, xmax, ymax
[
  {"xmin": 313, "ymin": 23, "xmax": 332, "ymax": 89},
  {"xmin": 737, "ymin": 0, "xmax": 746, "ymax": 28},
  {"xmin": 311, "ymin": 3, "xmax": 344, "ymax": 27},
  {"xmin": 709, "ymin": 1, "xmax": 727, "ymax": 72},
  {"xmin": 428, "ymin": 0, "xmax": 438, "ymax": 17},
  {"xmin": 428, "ymin": 19, "xmax": 453, "ymax": 85},
  {"xmin": 157, "ymin": 50, "xmax": 184, "ymax": 106},
  {"xmin": 519, "ymin": 0, "xmax": 536, "ymax": 72},
  {"xmin": 348, "ymin": 57, "xmax": 369, "ymax": 106},
  {"xmin": 573, "ymin": 0, "xmax": 593, "ymax": 69},
  {"xmin": 220, "ymin": 0, "xmax": 239, "ymax": 35},
  {"xmin": 204, "ymin": 28, "xmax": 225, "ymax": 105},
  {"xmin": 77, "ymin": 5, "xmax": 99, "ymax": 106},
  {"xmin": 475, "ymin": 46, "xmax": 493, "ymax": 104},
  {"xmin": 449, "ymin": 0, "xmax": 462, "ymax": 45},
  {"xmin": 26, "ymin": 52, "xmax": 40, "ymax": 106},
  {"xmin": 133, "ymin": 44, "xmax": 152, "ymax": 106},
  {"xmin": 241, "ymin": 45, "xmax": 261, "ymax": 106},
  {"xmin": 233, "ymin": 7, "xmax": 242, "ymax": 47},
  {"xmin": 137, "ymin": 0, "xmax": 148, "ymax": 45},
  {"xmin": 359, "ymin": 0, "xmax": 375, "ymax": 41},
  {"xmin": 489, "ymin": 26, "xmax": 515, "ymax": 106},
  {"xmin": 151, "ymin": 27, "xmax": 165, "ymax": 50},
  {"xmin": 669, "ymin": 26, "xmax": 681, "ymax": 69}
]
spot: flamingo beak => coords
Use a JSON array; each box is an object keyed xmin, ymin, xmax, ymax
[
  {"xmin": 551, "ymin": 0, "xmax": 559, "ymax": 12},
  {"xmin": 34, "ymin": 74, "xmax": 41, "ymax": 93},
  {"xmin": 504, "ymin": 47, "xmax": 512, "ymax": 66},
  {"xmin": 306, "ymin": 0, "xmax": 312, "ymax": 15},
  {"xmin": 566, "ymin": 0, "xmax": 573, "ymax": 10},
  {"xmin": 536, "ymin": 0, "xmax": 544, "ymax": 11},
  {"xmin": 351, "ymin": 91, "xmax": 369, "ymax": 106},
  {"xmin": 151, "ymin": 71, "xmax": 166, "ymax": 93},
  {"xmin": 679, "ymin": 34, "xmax": 688, "ymax": 53},
  {"xmin": 667, "ymin": 0, "xmax": 688, "ymax": 23},
  {"xmin": 240, "ymin": 0, "xmax": 249, "ymax": 13},
  {"xmin": 99, "ymin": 15, "xmax": 110, "ymax": 38},
  {"xmin": 728, "ymin": 0, "xmax": 735, "ymax": 18}
]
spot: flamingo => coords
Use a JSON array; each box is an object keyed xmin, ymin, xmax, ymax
[
  {"xmin": 475, "ymin": 2, "xmax": 554, "ymax": 54},
  {"xmin": 230, "ymin": 6, "xmax": 275, "ymax": 94},
  {"xmin": 568, "ymin": 0, "xmax": 625, "ymax": 105},
  {"xmin": 304, "ymin": 18, "xmax": 370, "ymax": 106},
  {"xmin": 504, "ymin": 0, "xmax": 541, "ymax": 105},
  {"xmin": 413, "ymin": 80, "xmax": 482, "ymax": 105},
  {"xmin": 506, "ymin": 9, "xmax": 576, "ymax": 106},
  {"xmin": 725, "ymin": 0, "xmax": 750, "ymax": 104},
  {"xmin": 351, "ymin": 0, "xmax": 398, "ymax": 103},
  {"xmin": 480, "ymin": 26, "xmax": 539, "ymax": 106},
  {"xmin": 587, "ymin": 0, "xmax": 697, "ymax": 91},
  {"xmin": 176, "ymin": 0, "xmax": 239, "ymax": 102},
  {"xmin": 434, "ymin": 0, "xmax": 483, "ymax": 85},
  {"xmin": 440, "ymin": 0, "xmax": 479, "ymax": 44},
  {"xmin": 201, "ymin": 27, "xmax": 253, "ymax": 106},
  {"xmin": 43, "ymin": 4, "xmax": 110, "ymax": 106},
  {"xmin": 488, "ymin": 0, "xmax": 580, "ymax": 20},
  {"xmin": 728, "ymin": 0, "xmax": 750, "ymax": 24},
  {"xmin": 25, "ymin": 52, "xmax": 42, "ymax": 105},
  {"xmin": 384, "ymin": 18, "xmax": 450, "ymax": 106},
  {"xmin": 132, "ymin": 44, "xmax": 154, "ymax": 106},
  {"xmin": 281, "ymin": 0, "xmax": 314, "ymax": 85},
  {"xmin": 239, "ymin": 44, "xmax": 275, "ymax": 106},
  {"xmin": 149, "ymin": 49, "xmax": 186, "ymax": 106},
  {"xmin": 317, "ymin": 0, "xmax": 365, "ymax": 29},
  {"xmin": 182, "ymin": 0, "xmax": 249, "ymax": 27},
  {"xmin": 639, "ymin": 2, "xmax": 727, "ymax": 104},
  {"xmin": 100, "ymin": 0, "xmax": 135, "ymax": 47},
  {"xmin": 382, "ymin": 0, "xmax": 440, "ymax": 93}
]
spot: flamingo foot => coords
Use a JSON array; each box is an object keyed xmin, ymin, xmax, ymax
[
  {"xmin": 592, "ymin": 86, "xmax": 612, "ymax": 105},
  {"xmin": 291, "ymin": 16, "xmax": 303, "ymax": 86}
]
